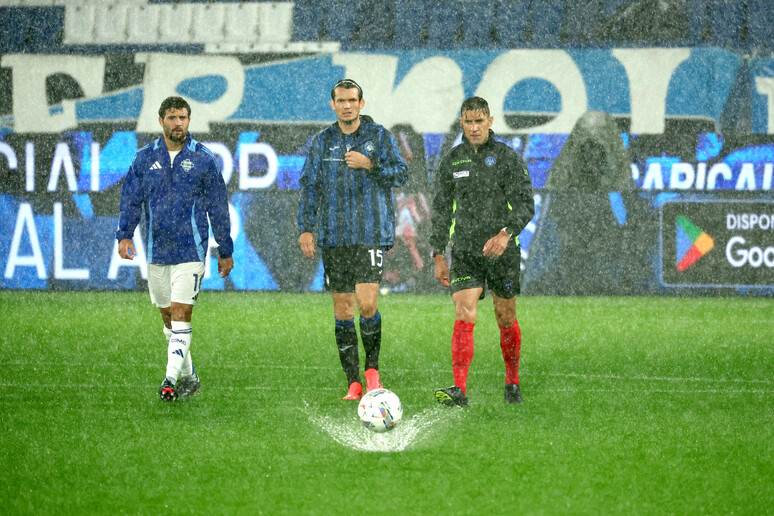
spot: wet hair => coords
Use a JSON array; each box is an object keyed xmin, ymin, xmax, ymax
[
  {"xmin": 331, "ymin": 78, "xmax": 363, "ymax": 100},
  {"xmin": 158, "ymin": 96, "xmax": 191, "ymax": 118},
  {"xmin": 460, "ymin": 96, "xmax": 490, "ymax": 117}
]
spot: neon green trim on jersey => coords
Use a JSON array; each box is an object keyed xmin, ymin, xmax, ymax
[
  {"xmin": 449, "ymin": 199, "xmax": 457, "ymax": 240},
  {"xmin": 505, "ymin": 201, "xmax": 520, "ymax": 246}
]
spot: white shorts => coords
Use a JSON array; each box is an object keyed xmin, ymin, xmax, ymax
[{"xmin": 147, "ymin": 262, "xmax": 206, "ymax": 308}]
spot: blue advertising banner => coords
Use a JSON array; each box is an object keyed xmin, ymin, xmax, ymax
[
  {"xmin": 0, "ymin": 48, "xmax": 772, "ymax": 294},
  {"xmin": 0, "ymin": 48, "xmax": 771, "ymax": 135}
]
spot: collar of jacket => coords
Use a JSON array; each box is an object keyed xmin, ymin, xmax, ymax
[
  {"xmin": 330, "ymin": 114, "xmax": 375, "ymax": 137},
  {"xmin": 154, "ymin": 133, "xmax": 196, "ymax": 153}
]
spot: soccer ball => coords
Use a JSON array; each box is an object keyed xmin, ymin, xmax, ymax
[{"xmin": 358, "ymin": 388, "xmax": 403, "ymax": 432}]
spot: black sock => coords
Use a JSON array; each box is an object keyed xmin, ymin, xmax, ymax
[
  {"xmin": 335, "ymin": 318, "xmax": 360, "ymax": 385},
  {"xmin": 359, "ymin": 311, "xmax": 382, "ymax": 371}
]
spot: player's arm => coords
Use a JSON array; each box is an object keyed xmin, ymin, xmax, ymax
[
  {"xmin": 202, "ymin": 155, "xmax": 234, "ymax": 263},
  {"xmin": 115, "ymin": 160, "xmax": 143, "ymax": 258},
  {"xmin": 354, "ymin": 129, "xmax": 408, "ymax": 187},
  {"xmin": 502, "ymin": 152, "xmax": 535, "ymax": 239},
  {"xmin": 430, "ymin": 154, "xmax": 455, "ymax": 285},
  {"xmin": 298, "ymin": 135, "xmax": 322, "ymax": 241}
]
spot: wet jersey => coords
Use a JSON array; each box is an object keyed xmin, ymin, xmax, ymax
[
  {"xmin": 116, "ymin": 134, "xmax": 233, "ymax": 265},
  {"xmin": 430, "ymin": 131, "xmax": 534, "ymax": 254},
  {"xmin": 298, "ymin": 116, "xmax": 408, "ymax": 248}
]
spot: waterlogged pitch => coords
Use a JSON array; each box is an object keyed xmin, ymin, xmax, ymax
[{"xmin": 1, "ymin": 292, "xmax": 771, "ymax": 514}]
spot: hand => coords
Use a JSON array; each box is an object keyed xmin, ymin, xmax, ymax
[
  {"xmin": 218, "ymin": 256, "xmax": 234, "ymax": 278},
  {"xmin": 299, "ymin": 232, "xmax": 315, "ymax": 259},
  {"xmin": 482, "ymin": 230, "xmax": 510, "ymax": 258},
  {"xmin": 118, "ymin": 238, "xmax": 136, "ymax": 260},
  {"xmin": 434, "ymin": 255, "xmax": 450, "ymax": 287},
  {"xmin": 344, "ymin": 151, "xmax": 373, "ymax": 170}
]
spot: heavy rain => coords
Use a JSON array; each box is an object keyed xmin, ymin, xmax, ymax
[{"xmin": 0, "ymin": 1, "xmax": 772, "ymax": 514}]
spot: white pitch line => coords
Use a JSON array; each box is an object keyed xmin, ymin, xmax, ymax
[
  {"xmin": 0, "ymin": 383, "xmax": 770, "ymax": 395},
  {"xmin": 1, "ymin": 362, "xmax": 772, "ymax": 386}
]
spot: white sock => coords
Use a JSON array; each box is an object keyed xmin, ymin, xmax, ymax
[
  {"xmin": 163, "ymin": 326, "xmax": 172, "ymax": 342},
  {"xmin": 166, "ymin": 321, "xmax": 192, "ymax": 384},
  {"xmin": 181, "ymin": 347, "xmax": 196, "ymax": 379}
]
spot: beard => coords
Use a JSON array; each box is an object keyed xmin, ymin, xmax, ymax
[{"xmin": 166, "ymin": 127, "xmax": 187, "ymax": 144}]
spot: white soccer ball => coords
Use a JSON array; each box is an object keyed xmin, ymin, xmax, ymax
[{"xmin": 358, "ymin": 388, "xmax": 403, "ymax": 432}]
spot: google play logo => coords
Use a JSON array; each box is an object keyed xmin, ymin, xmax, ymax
[{"xmin": 676, "ymin": 216, "xmax": 714, "ymax": 271}]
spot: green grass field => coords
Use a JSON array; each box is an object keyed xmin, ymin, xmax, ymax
[{"xmin": 1, "ymin": 291, "xmax": 772, "ymax": 515}]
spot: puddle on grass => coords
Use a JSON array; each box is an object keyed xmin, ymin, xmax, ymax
[
  {"xmin": 309, "ymin": 405, "xmax": 464, "ymax": 453},
  {"xmin": 311, "ymin": 409, "xmax": 461, "ymax": 453}
]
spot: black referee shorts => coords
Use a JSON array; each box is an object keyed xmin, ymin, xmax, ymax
[{"xmin": 449, "ymin": 246, "xmax": 521, "ymax": 299}]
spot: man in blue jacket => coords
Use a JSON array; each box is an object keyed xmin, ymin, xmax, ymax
[
  {"xmin": 116, "ymin": 96, "xmax": 234, "ymax": 402},
  {"xmin": 298, "ymin": 79, "xmax": 408, "ymax": 400}
]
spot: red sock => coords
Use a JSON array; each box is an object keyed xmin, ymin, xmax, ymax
[
  {"xmin": 451, "ymin": 320, "xmax": 475, "ymax": 394},
  {"xmin": 499, "ymin": 319, "xmax": 521, "ymax": 385}
]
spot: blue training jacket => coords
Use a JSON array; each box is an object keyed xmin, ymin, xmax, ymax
[
  {"xmin": 115, "ymin": 134, "xmax": 233, "ymax": 265},
  {"xmin": 297, "ymin": 116, "xmax": 408, "ymax": 248}
]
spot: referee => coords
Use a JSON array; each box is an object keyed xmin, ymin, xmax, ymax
[{"xmin": 430, "ymin": 96, "xmax": 535, "ymax": 406}]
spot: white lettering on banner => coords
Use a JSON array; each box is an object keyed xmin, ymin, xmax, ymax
[
  {"xmin": 670, "ymin": 162, "xmax": 694, "ymax": 189},
  {"xmin": 90, "ymin": 142, "xmax": 101, "ymax": 192},
  {"xmin": 135, "ymin": 53, "xmax": 244, "ymax": 134},
  {"xmin": 332, "ymin": 53, "xmax": 463, "ymax": 133},
  {"xmin": 736, "ymin": 163, "xmax": 757, "ymax": 190},
  {"xmin": 476, "ymin": 50, "xmax": 587, "ymax": 134},
  {"xmin": 108, "ymin": 226, "xmax": 147, "ymax": 280},
  {"xmin": 755, "ymin": 77, "xmax": 774, "ymax": 134},
  {"xmin": 612, "ymin": 48, "xmax": 691, "ymax": 134},
  {"xmin": 727, "ymin": 213, "xmax": 774, "ymax": 230},
  {"xmin": 726, "ymin": 236, "xmax": 774, "ymax": 267},
  {"xmin": 708, "ymin": 163, "xmax": 732, "ymax": 189},
  {"xmin": 47, "ymin": 143, "xmax": 78, "ymax": 192},
  {"xmin": 651, "ymin": 161, "xmax": 773, "ymax": 191},
  {"xmin": 0, "ymin": 55, "xmax": 105, "ymax": 133},
  {"xmin": 696, "ymin": 163, "xmax": 707, "ymax": 190},
  {"xmin": 239, "ymin": 143, "xmax": 277, "ymax": 189},
  {"xmin": 4, "ymin": 202, "xmax": 46, "ymax": 279},
  {"xmin": 25, "ymin": 142, "xmax": 34, "ymax": 192},
  {"xmin": 0, "ymin": 142, "xmax": 17, "ymax": 172},
  {"xmin": 642, "ymin": 162, "xmax": 665, "ymax": 190},
  {"xmin": 53, "ymin": 203, "xmax": 89, "ymax": 280},
  {"xmin": 203, "ymin": 142, "xmax": 234, "ymax": 185}
]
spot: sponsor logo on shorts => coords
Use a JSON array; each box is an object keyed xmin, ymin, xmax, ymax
[
  {"xmin": 504, "ymin": 280, "xmax": 514, "ymax": 290},
  {"xmin": 451, "ymin": 276, "xmax": 471, "ymax": 284}
]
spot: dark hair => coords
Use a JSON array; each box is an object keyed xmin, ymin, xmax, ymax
[
  {"xmin": 330, "ymin": 79, "xmax": 363, "ymax": 100},
  {"xmin": 158, "ymin": 96, "xmax": 191, "ymax": 118},
  {"xmin": 460, "ymin": 96, "xmax": 490, "ymax": 117}
]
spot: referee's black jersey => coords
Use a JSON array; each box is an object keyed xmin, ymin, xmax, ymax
[{"xmin": 430, "ymin": 130, "xmax": 535, "ymax": 255}]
